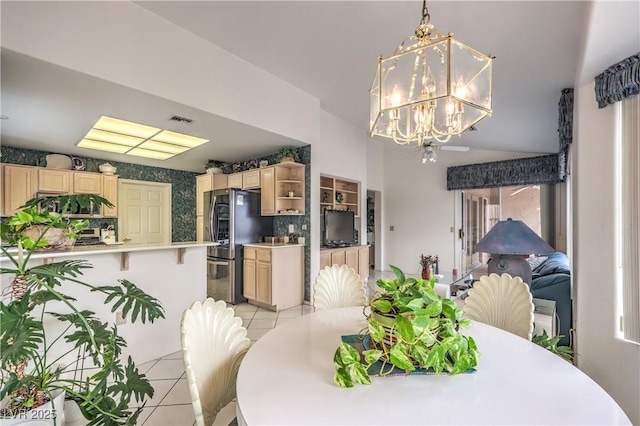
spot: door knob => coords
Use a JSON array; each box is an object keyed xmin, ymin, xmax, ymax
[{"xmin": 123, "ymin": 238, "xmax": 132, "ymax": 242}]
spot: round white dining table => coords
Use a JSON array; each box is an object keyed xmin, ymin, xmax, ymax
[{"xmin": 236, "ymin": 307, "xmax": 631, "ymax": 425}]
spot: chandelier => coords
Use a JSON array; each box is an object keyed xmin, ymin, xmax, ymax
[{"xmin": 370, "ymin": 0, "xmax": 493, "ymax": 146}]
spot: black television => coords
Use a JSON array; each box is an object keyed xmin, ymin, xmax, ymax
[{"xmin": 323, "ymin": 209, "xmax": 356, "ymax": 247}]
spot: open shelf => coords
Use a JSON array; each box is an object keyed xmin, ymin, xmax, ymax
[{"xmin": 319, "ymin": 174, "xmax": 360, "ymax": 217}]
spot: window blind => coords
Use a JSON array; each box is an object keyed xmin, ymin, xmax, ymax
[{"xmin": 621, "ymin": 95, "xmax": 640, "ymax": 343}]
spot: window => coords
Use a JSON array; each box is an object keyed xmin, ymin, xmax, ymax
[{"xmin": 619, "ymin": 95, "xmax": 640, "ymax": 343}]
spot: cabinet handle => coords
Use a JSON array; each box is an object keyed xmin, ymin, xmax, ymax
[{"xmin": 123, "ymin": 238, "xmax": 131, "ymax": 242}]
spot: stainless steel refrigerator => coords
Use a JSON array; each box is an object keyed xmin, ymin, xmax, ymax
[{"xmin": 204, "ymin": 188, "xmax": 273, "ymax": 304}]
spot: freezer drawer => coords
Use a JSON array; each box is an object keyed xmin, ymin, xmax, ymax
[{"xmin": 207, "ymin": 258, "xmax": 235, "ymax": 303}]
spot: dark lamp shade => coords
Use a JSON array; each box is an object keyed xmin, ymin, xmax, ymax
[{"xmin": 475, "ymin": 218, "xmax": 555, "ymax": 255}]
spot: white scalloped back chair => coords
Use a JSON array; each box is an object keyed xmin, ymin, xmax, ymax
[
  {"xmin": 313, "ymin": 264, "xmax": 367, "ymax": 311},
  {"xmin": 463, "ymin": 273, "xmax": 535, "ymax": 340},
  {"xmin": 181, "ymin": 298, "xmax": 250, "ymax": 426}
]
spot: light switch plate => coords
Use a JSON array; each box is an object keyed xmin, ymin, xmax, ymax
[{"xmin": 288, "ymin": 224, "xmax": 295, "ymax": 233}]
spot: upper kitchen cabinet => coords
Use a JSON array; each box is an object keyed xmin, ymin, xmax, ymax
[
  {"xmin": 38, "ymin": 169, "xmax": 70, "ymax": 193},
  {"xmin": 275, "ymin": 163, "xmax": 305, "ymax": 215},
  {"xmin": 73, "ymin": 171, "xmax": 102, "ymax": 194},
  {"xmin": 227, "ymin": 173, "xmax": 243, "ymax": 189},
  {"xmin": 101, "ymin": 175, "xmax": 118, "ymax": 218},
  {"xmin": 196, "ymin": 173, "xmax": 228, "ymax": 216},
  {"xmin": 1, "ymin": 164, "xmax": 38, "ymax": 216},
  {"xmin": 242, "ymin": 170, "xmax": 260, "ymax": 189}
]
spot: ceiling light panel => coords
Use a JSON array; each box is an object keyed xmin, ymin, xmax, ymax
[
  {"xmin": 138, "ymin": 140, "xmax": 190, "ymax": 154},
  {"xmin": 127, "ymin": 147, "xmax": 176, "ymax": 160},
  {"xmin": 93, "ymin": 116, "xmax": 160, "ymax": 138},
  {"xmin": 77, "ymin": 139, "xmax": 131, "ymax": 153},
  {"xmin": 77, "ymin": 115, "xmax": 210, "ymax": 160},
  {"xmin": 152, "ymin": 130, "xmax": 208, "ymax": 147}
]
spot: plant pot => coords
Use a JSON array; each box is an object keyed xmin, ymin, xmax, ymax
[
  {"xmin": 421, "ymin": 268, "xmax": 431, "ymax": 280},
  {"xmin": 1, "ymin": 389, "xmax": 65, "ymax": 425},
  {"xmin": 279, "ymin": 156, "xmax": 294, "ymax": 163},
  {"xmin": 23, "ymin": 225, "xmax": 75, "ymax": 251},
  {"xmin": 206, "ymin": 167, "xmax": 221, "ymax": 174}
]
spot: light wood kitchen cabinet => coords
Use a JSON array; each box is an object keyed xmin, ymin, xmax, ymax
[
  {"xmin": 2, "ymin": 164, "xmax": 38, "ymax": 216},
  {"xmin": 260, "ymin": 162, "xmax": 305, "ymax": 216},
  {"xmin": 243, "ymin": 244, "xmax": 303, "ymax": 311},
  {"xmin": 320, "ymin": 174, "xmax": 360, "ymax": 217},
  {"xmin": 196, "ymin": 216, "xmax": 204, "ymax": 242},
  {"xmin": 319, "ymin": 245, "xmax": 369, "ymax": 280},
  {"xmin": 260, "ymin": 167, "xmax": 275, "ymax": 215},
  {"xmin": 101, "ymin": 175, "xmax": 118, "ymax": 217},
  {"xmin": 242, "ymin": 170, "xmax": 261, "ymax": 189},
  {"xmin": 227, "ymin": 173, "xmax": 243, "ymax": 189},
  {"xmin": 38, "ymin": 169, "xmax": 70, "ymax": 193},
  {"xmin": 196, "ymin": 174, "xmax": 213, "ymax": 217},
  {"xmin": 73, "ymin": 171, "xmax": 102, "ymax": 194}
]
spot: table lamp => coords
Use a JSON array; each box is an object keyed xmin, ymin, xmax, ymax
[{"xmin": 474, "ymin": 218, "xmax": 555, "ymax": 285}]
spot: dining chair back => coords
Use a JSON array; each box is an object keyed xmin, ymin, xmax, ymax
[
  {"xmin": 463, "ymin": 273, "xmax": 535, "ymax": 340},
  {"xmin": 313, "ymin": 264, "xmax": 367, "ymax": 311},
  {"xmin": 181, "ymin": 298, "xmax": 250, "ymax": 426}
]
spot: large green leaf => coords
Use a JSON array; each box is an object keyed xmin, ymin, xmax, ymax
[
  {"xmin": 424, "ymin": 342, "xmax": 447, "ymax": 374},
  {"xmin": 371, "ymin": 299, "xmax": 392, "ymax": 313},
  {"xmin": 375, "ymin": 278, "xmax": 398, "ymax": 292},
  {"xmin": 395, "ymin": 315, "xmax": 415, "ymax": 342},
  {"xmin": 0, "ymin": 298, "xmax": 44, "ymax": 366},
  {"xmin": 107, "ymin": 357, "xmax": 154, "ymax": 404},
  {"xmin": 333, "ymin": 342, "xmax": 360, "ymax": 367},
  {"xmin": 367, "ymin": 317, "xmax": 386, "ymax": 342},
  {"xmin": 389, "ymin": 342, "xmax": 415, "ymax": 372},
  {"xmin": 99, "ymin": 280, "xmax": 165, "ymax": 324},
  {"xmin": 334, "ymin": 366, "xmax": 354, "ymax": 388},
  {"xmin": 348, "ymin": 363, "xmax": 371, "ymax": 385},
  {"xmin": 411, "ymin": 341, "xmax": 431, "ymax": 367},
  {"xmin": 389, "ymin": 265, "xmax": 405, "ymax": 283}
]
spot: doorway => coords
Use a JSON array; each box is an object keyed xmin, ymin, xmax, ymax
[
  {"xmin": 118, "ymin": 179, "xmax": 172, "ymax": 244},
  {"xmin": 366, "ymin": 189, "xmax": 382, "ymax": 270}
]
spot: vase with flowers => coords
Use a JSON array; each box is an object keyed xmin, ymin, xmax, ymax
[{"xmin": 419, "ymin": 254, "xmax": 438, "ymax": 280}]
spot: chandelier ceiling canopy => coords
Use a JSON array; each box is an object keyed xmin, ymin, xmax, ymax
[{"xmin": 370, "ymin": 0, "xmax": 493, "ymax": 146}]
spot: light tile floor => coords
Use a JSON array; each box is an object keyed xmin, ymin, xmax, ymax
[{"xmin": 133, "ymin": 303, "xmax": 314, "ymax": 426}]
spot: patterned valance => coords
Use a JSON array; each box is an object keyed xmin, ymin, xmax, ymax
[
  {"xmin": 447, "ymin": 154, "xmax": 562, "ymax": 191},
  {"xmin": 558, "ymin": 88, "xmax": 573, "ymax": 151},
  {"xmin": 594, "ymin": 52, "xmax": 640, "ymax": 108}
]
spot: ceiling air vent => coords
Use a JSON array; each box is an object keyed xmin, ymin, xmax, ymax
[{"xmin": 168, "ymin": 115, "xmax": 193, "ymax": 124}]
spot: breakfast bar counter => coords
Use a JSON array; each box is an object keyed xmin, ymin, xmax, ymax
[{"xmin": 0, "ymin": 241, "xmax": 214, "ymax": 363}]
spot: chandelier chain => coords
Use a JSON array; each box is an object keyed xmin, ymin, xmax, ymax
[{"xmin": 420, "ymin": 0, "xmax": 430, "ymax": 25}]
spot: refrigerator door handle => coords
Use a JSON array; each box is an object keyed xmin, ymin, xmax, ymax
[{"xmin": 210, "ymin": 193, "xmax": 218, "ymax": 242}]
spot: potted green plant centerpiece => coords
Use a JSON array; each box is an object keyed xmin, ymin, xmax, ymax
[
  {"xmin": 275, "ymin": 147, "xmax": 300, "ymax": 163},
  {"xmin": 333, "ymin": 265, "xmax": 479, "ymax": 388},
  {"xmin": 0, "ymin": 194, "xmax": 165, "ymax": 425},
  {"xmin": 204, "ymin": 159, "xmax": 224, "ymax": 174}
]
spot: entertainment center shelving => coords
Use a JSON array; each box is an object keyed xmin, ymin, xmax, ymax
[{"xmin": 319, "ymin": 174, "xmax": 368, "ymax": 279}]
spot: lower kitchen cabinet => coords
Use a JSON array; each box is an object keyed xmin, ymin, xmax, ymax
[
  {"xmin": 243, "ymin": 243, "xmax": 303, "ymax": 311},
  {"xmin": 319, "ymin": 245, "xmax": 369, "ymax": 280}
]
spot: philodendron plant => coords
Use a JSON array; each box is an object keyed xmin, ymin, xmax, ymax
[
  {"xmin": 0, "ymin": 194, "xmax": 164, "ymax": 425},
  {"xmin": 333, "ymin": 265, "xmax": 480, "ymax": 388}
]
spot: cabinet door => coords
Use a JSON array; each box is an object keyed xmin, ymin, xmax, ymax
[
  {"xmin": 256, "ymin": 260, "xmax": 272, "ymax": 304},
  {"xmin": 358, "ymin": 246, "xmax": 370, "ymax": 280},
  {"xmin": 196, "ymin": 175, "xmax": 213, "ymax": 216},
  {"xmin": 242, "ymin": 170, "xmax": 260, "ymax": 189},
  {"xmin": 3, "ymin": 165, "xmax": 37, "ymax": 215},
  {"xmin": 244, "ymin": 258, "xmax": 257, "ymax": 300},
  {"xmin": 331, "ymin": 251, "xmax": 346, "ymax": 266},
  {"xmin": 345, "ymin": 249, "xmax": 358, "ymax": 271},
  {"xmin": 260, "ymin": 167, "xmax": 275, "ymax": 216},
  {"xmin": 196, "ymin": 215, "xmax": 204, "ymax": 242},
  {"xmin": 213, "ymin": 173, "xmax": 228, "ymax": 190},
  {"xmin": 101, "ymin": 175, "xmax": 118, "ymax": 217},
  {"xmin": 227, "ymin": 173, "xmax": 243, "ymax": 189},
  {"xmin": 38, "ymin": 169, "xmax": 70, "ymax": 193},
  {"xmin": 73, "ymin": 172, "xmax": 102, "ymax": 194},
  {"xmin": 320, "ymin": 252, "xmax": 331, "ymax": 270}
]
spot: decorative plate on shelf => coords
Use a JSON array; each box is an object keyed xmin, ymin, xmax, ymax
[{"xmin": 45, "ymin": 154, "xmax": 73, "ymax": 170}]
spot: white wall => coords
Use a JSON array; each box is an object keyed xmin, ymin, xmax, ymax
[
  {"xmin": 311, "ymin": 111, "xmax": 370, "ymax": 288},
  {"xmin": 1, "ymin": 1, "xmax": 320, "ymax": 145},
  {"xmin": 572, "ymin": 2, "xmax": 640, "ymax": 423}
]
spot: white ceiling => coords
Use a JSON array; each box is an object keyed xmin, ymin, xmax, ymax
[{"xmin": 1, "ymin": 1, "xmax": 589, "ymax": 172}]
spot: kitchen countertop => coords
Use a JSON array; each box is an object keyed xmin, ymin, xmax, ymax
[
  {"xmin": 243, "ymin": 242, "xmax": 304, "ymax": 248},
  {"xmin": 1, "ymin": 241, "xmax": 218, "ymax": 261}
]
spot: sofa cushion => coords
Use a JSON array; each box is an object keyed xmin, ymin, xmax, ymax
[
  {"xmin": 527, "ymin": 255, "xmax": 548, "ymax": 271},
  {"xmin": 533, "ymin": 252, "xmax": 570, "ymax": 276}
]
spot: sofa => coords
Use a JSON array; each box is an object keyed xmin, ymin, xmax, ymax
[{"xmin": 530, "ymin": 252, "xmax": 572, "ymax": 346}]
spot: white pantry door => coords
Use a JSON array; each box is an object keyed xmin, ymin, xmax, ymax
[{"xmin": 118, "ymin": 180, "xmax": 172, "ymax": 244}]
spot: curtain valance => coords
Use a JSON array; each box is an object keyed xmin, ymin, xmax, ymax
[
  {"xmin": 594, "ymin": 52, "xmax": 640, "ymax": 108},
  {"xmin": 446, "ymin": 154, "xmax": 562, "ymax": 191}
]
